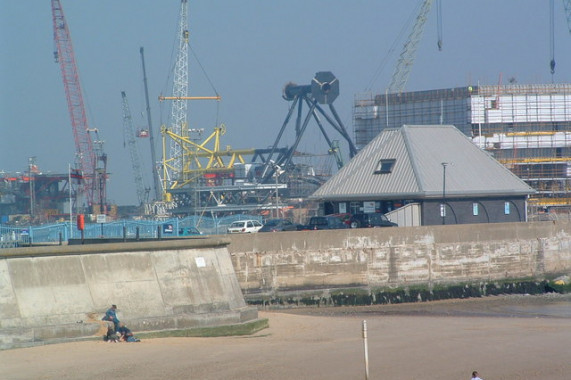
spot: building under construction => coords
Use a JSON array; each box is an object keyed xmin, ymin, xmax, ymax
[{"xmin": 353, "ymin": 83, "xmax": 571, "ymax": 213}]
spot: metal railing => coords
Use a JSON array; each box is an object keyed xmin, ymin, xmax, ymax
[{"xmin": 0, "ymin": 214, "xmax": 262, "ymax": 247}]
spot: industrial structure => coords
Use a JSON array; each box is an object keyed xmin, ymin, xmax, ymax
[
  {"xmin": 353, "ymin": 83, "xmax": 571, "ymax": 212},
  {"xmin": 158, "ymin": 70, "xmax": 354, "ymax": 217},
  {"xmin": 121, "ymin": 91, "xmax": 150, "ymax": 208},
  {"xmin": 5, "ymin": 1, "xmax": 570, "ymax": 226},
  {"xmin": 51, "ymin": 0, "xmax": 109, "ymax": 215},
  {"xmin": 0, "ymin": 166, "xmax": 83, "ymax": 225},
  {"xmin": 157, "ymin": 1, "xmax": 350, "ymax": 218}
]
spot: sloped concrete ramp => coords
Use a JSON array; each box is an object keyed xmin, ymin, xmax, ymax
[{"xmin": 0, "ymin": 238, "xmax": 257, "ymax": 350}]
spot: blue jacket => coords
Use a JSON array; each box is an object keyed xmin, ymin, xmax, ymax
[{"xmin": 102, "ymin": 308, "xmax": 119, "ymax": 324}]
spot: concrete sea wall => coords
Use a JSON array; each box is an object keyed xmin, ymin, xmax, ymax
[
  {"xmin": 227, "ymin": 221, "xmax": 571, "ymax": 301},
  {"xmin": 3, "ymin": 221, "xmax": 570, "ymax": 349},
  {"xmin": 0, "ymin": 238, "xmax": 257, "ymax": 350}
]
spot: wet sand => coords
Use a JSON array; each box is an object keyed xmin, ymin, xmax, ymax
[{"xmin": 1, "ymin": 294, "xmax": 570, "ymax": 380}]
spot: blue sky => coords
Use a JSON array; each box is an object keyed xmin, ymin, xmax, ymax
[{"xmin": 1, "ymin": 1, "xmax": 570, "ymax": 205}]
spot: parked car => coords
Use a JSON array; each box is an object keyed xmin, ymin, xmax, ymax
[
  {"xmin": 349, "ymin": 213, "xmax": 397, "ymax": 228},
  {"xmin": 179, "ymin": 227, "xmax": 202, "ymax": 236},
  {"xmin": 305, "ymin": 215, "xmax": 350, "ymax": 230},
  {"xmin": 227, "ymin": 220, "xmax": 263, "ymax": 234},
  {"xmin": 326, "ymin": 213, "xmax": 352, "ymax": 226},
  {"xmin": 259, "ymin": 219, "xmax": 299, "ymax": 232}
]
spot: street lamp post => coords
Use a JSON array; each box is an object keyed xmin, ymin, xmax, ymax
[
  {"xmin": 275, "ymin": 173, "xmax": 279, "ymax": 219},
  {"xmin": 270, "ymin": 161, "xmax": 284, "ymax": 219},
  {"xmin": 28, "ymin": 156, "xmax": 36, "ymax": 218},
  {"xmin": 441, "ymin": 162, "xmax": 449, "ymax": 225}
]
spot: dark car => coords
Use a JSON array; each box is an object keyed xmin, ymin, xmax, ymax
[
  {"xmin": 349, "ymin": 213, "xmax": 397, "ymax": 228},
  {"xmin": 179, "ymin": 227, "xmax": 203, "ymax": 236},
  {"xmin": 259, "ymin": 219, "xmax": 299, "ymax": 232},
  {"xmin": 326, "ymin": 213, "xmax": 352, "ymax": 226},
  {"xmin": 307, "ymin": 215, "xmax": 350, "ymax": 230}
]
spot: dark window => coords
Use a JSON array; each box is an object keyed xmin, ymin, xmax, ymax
[{"xmin": 374, "ymin": 159, "xmax": 396, "ymax": 174}]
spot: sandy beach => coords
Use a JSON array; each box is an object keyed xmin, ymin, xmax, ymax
[{"xmin": 1, "ymin": 294, "xmax": 569, "ymax": 380}]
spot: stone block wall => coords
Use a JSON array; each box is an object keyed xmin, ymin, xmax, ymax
[{"xmin": 227, "ymin": 222, "xmax": 571, "ymax": 298}]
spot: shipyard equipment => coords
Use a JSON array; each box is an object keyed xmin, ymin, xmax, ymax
[
  {"xmin": 167, "ymin": 0, "xmax": 190, "ymax": 182},
  {"xmin": 159, "ymin": 0, "xmax": 224, "ymax": 204},
  {"xmin": 140, "ymin": 47, "xmax": 161, "ymax": 202},
  {"xmin": 259, "ymin": 71, "xmax": 357, "ymax": 184},
  {"xmin": 388, "ymin": 0, "xmax": 434, "ymax": 94},
  {"xmin": 121, "ymin": 91, "xmax": 150, "ymax": 207},
  {"xmin": 565, "ymin": 0, "xmax": 571, "ymax": 33},
  {"xmin": 51, "ymin": 0, "xmax": 108, "ymax": 212}
]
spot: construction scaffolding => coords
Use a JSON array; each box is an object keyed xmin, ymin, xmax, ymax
[{"xmin": 353, "ymin": 84, "xmax": 571, "ymax": 212}]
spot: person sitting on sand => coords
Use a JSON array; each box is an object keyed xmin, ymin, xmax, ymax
[
  {"xmin": 103, "ymin": 325, "xmax": 120, "ymax": 343},
  {"xmin": 471, "ymin": 370, "xmax": 483, "ymax": 380},
  {"xmin": 117, "ymin": 322, "xmax": 141, "ymax": 342}
]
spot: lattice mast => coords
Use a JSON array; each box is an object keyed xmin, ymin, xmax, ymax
[
  {"xmin": 169, "ymin": 0, "xmax": 190, "ymax": 181},
  {"xmin": 51, "ymin": 0, "xmax": 106, "ymax": 210},
  {"xmin": 564, "ymin": 0, "xmax": 571, "ymax": 34},
  {"xmin": 121, "ymin": 91, "xmax": 150, "ymax": 206},
  {"xmin": 388, "ymin": 0, "xmax": 434, "ymax": 94}
]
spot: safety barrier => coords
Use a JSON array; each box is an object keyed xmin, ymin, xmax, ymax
[{"xmin": 0, "ymin": 214, "xmax": 262, "ymax": 246}]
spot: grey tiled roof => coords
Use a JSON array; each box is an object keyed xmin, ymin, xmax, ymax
[{"xmin": 311, "ymin": 125, "xmax": 535, "ymax": 201}]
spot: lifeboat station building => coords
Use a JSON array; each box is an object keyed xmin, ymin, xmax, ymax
[{"xmin": 310, "ymin": 125, "xmax": 535, "ymax": 226}]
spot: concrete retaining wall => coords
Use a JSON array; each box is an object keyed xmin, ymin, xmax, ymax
[
  {"xmin": 0, "ymin": 238, "xmax": 257, "ymax": 350},
  {"xmin": 227, "ymin": 221, "xmax": 571, "ymax": 299}
]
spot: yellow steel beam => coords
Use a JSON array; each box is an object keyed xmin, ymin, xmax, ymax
[
  {"xmin": 500, "ymin": 157, "xmax": 571, "ymax": 164},
  {"xmin": 190, "ymin": 149, "xmax": 256, "ymax": 157},
  {"xmin": 528, "ymin": 198, "xmax": 571, "ymax": 206},
  {"xmin": 505, "ymin": 131, "xmax": 556, "ymax": 137}
]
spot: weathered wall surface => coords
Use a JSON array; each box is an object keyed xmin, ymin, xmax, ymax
[
  {"xmin": 227, "ymin": 221, "xmax": 571, "ymax": 298},
  {"xmin": 0, "ymin": 238, "xmax": 257, "ymax": 350}
]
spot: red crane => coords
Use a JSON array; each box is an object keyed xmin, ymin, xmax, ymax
[{"xmin": 51, "ymin": 0, "xmax": 107, "ymax": 212}]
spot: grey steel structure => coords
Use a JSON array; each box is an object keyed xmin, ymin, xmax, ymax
[
  {"xmin": 353, "ymin": 84, "xmax": 571, "ymax": 211},
  {"xmin": 260, "ymin": 71, "xmax": 357, "ymax": 184}
]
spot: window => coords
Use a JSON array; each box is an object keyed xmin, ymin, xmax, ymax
[
  {"xmin": 504, "ymin": 202, "xmax": 510, "ymax": 215},
  {"xmin": 374, "ymin": 159, "xmax": 396, "ymax": 174},
  {"xmin": 363, "ymin": 201, "xmax": 375, "ymax": 213},
  {"xmin": 473, "ymin": 203, "xmax": 479, "ymax": 216},
  {"xmin": 350, "ymin": 202, "xmax": 361, "ymax": 215}
]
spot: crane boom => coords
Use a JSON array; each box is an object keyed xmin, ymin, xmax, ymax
[
  {"xmin": 564, "ymin": 0, "xmax": 571, "ymax": 34},
  {"xmin": 168, "ymin": 0, "xmax": 190, "ymax": 180},
  {"xmin": 51, "ymin": 0, "xmax": 106, "ymax": 209},
  {"xmin": 388, "ymin": 0, "xmax": 434, "ymax": 93},
  {"xmin": 140, "ymin": 46, "xmax": 162, "ymax": 201},
  {"xmin": 121, "ymin": 91, "xmax": 149, "ymax": 206}
]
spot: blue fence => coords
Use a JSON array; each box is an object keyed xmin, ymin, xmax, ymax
[{"xmin": 0, "ymin": 214, "xmax": 262, "ymax": 247}]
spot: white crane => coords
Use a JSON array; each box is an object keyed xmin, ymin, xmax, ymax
[
  {"xmin": 168, "ymin": 0, "xmax": 190, "ymax": 181},
  {"xmin": 564, "ymin": 0, "xmax": 571, "ymax": 33},
  {"xmin": 388, "ymin": 0, "xmax": 435, "ymax": 94}
]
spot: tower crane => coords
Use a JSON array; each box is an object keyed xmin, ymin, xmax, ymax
[
  {"xmin": 121, "ymin": 91, "xmax": 150, "ymax": 207},
  {"xmin": 160, "ymin": 0, "xmax": 222, "ymax": 204},
  {"xmin": 51, "ymin": 0, "xmax": 108, "ymax": 212}
]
